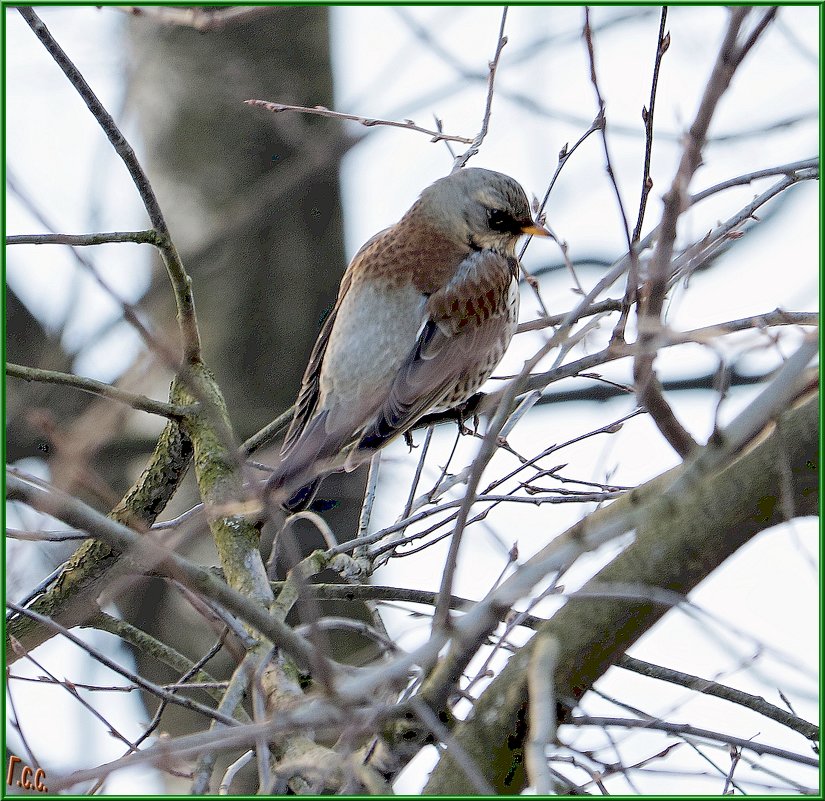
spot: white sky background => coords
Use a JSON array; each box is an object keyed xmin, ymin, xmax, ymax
[{"xmin": 5, "ymin": 4, "xmax": 820, "ymax": 795}]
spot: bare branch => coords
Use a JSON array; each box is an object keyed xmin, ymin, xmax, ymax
[
  {"xmin": 632, "ymin": 8, "xmax": 669, "ymax": 244},
  {"xmin": 18, "ymin": 7, "xmax": 201, "ymax": 363},
  {"xmin": 612, "ymin": 8, "xmax": 669, "ymax": 344},
  {"xmin": 242, "ymin": 405, "xmax": 296, "ymax": 455},
  {"xmin": 518, "ymin": 111, "xmax": 604, "ymax": 316},
  {"xmin": 669, "ymin": 168, "xmax": 818, "ymax": 290},
  {"xmin": 689, "ymin": 156, "xmax": 818, "ymax": 204},
  {"xmin": 451, "ymin": 7, "xmax": 509, "ymax": 171},
  {"xmin": 7, "ymin": 171, "xmax": 177, "ymax": 366},
  {"xmin": 7, "ymin": 602, "xmax": 238, "ymax": 727},
  {"xmin": 244, "ymin": 99, "xmax": 473, "ymax": 144},
  {"xmin": 570, "ymin": 716, "xmax": 819, "ymax": 768},
  {"xmin": 582, "ymin": 7, "xmax": 634, "ymax": 253},
  {"xmin": 6, "ymin": 230, "xmax": 160, "ymax": 247},
  {"xmin": 634, "ymin": 6, "xmax": 778, "ymax": 459},
  {"xmin": 7, "ymin": 529, "xmax": 88, "ymax": 543},
  {"xmin": 6, "ymin": 362, "xmax": 191, "ymax": 419},
  {"xmin": 619, "ymin": 655, "xmax": 819, "ymax": 742},
  {"xmin": 6, "ymin": 473, "xmax": 327, "ymax": 675}
]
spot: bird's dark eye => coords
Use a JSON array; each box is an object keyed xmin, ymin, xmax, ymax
[{"xmin": 487, "ymin": 208, "xmax": 520, "ymax": 234}]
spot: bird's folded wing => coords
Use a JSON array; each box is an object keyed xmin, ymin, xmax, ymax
[
  {"xmin": 357, "ymin": 249, "xmax": 516, "ymax": 452},
  {"xmin": 282, "ymin": 269, "xmax": 362, "ymax": 455},
  {"xmin": 282, "ymin": 307, "xmax": 339, "ymax": 455},
  {"xmin": 282, "ymin": 227, "xmax": 400, "ymax": 454}
]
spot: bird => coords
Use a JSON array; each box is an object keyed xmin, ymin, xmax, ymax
[{"xmin": 268, "ymin": 167, "xmax": 551, "ymax": 512}]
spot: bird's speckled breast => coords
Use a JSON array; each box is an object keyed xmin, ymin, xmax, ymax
[
  {"xmin": 431, "ymin": 274, "xmax": 520, "ymax": 410},
  {"xmin": 354, "ymin": 214, "xmax": 471, "ymax": 296}
]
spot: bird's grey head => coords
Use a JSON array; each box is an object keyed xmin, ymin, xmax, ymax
[{"xmin": 415, "ymin": 167, "xmax": 548, "ymax": 253}]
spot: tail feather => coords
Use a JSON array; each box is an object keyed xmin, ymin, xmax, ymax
[
  {"xmin": 282, "ymin": 477, "xmax": 323, "ymax": 514},
  {"xmin": 268, "ymin": 410, "xmax": 343, "ymax": 512}
]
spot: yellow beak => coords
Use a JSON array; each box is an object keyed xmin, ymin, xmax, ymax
[{"xmin": 520, "ymin": 221, "xmax": 552, "ymax": 238}]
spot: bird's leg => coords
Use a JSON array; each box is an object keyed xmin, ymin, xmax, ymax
[
  {"xmin": 404, "ymin": 430, "xmax": 416, "ymax": 451},
  {"xmin": 454, "ymin": 400, "xmax": 476, "ymax": 437}
]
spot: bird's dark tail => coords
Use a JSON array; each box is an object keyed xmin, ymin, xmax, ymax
[
  {"xmin": 267, "ymin": 410, "xmax": 341, "ymax": 513},
  {"xmin": 281, "ymin": 477, "xmax": 323, "ymax": 514}
]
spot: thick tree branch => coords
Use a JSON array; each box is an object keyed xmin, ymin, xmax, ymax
[
  {"xmin": 6, "ymin": 377, "xmax": 194, "ymax": 660},
  {"xmin": 6, "ymin": 473, "xmax": 325, "ymax": 674},
  {"xmin": 424, "ymin": 391, "xmax": 817, "ymax": 793}
]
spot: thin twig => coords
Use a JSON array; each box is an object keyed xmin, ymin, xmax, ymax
[
  {"xmin": 632, "ymin": 8, "xmax": 669, "ymax": 244},
  {"xmin": 6, "ymin": 685, "xmax": 40, "ymax": 771},
  {"xmin": 613, "ymin": 7, "xmax": 670, "ymax": 344},
  {"xmin": 570, "ymin": 715, "xmax": 819, "ymax": 768},
  {"xmin": 722, "ymin": 746, "xmax": 743, "ymax": 794},
  {"xmin": 357, "ymin": 453, "xmax": 382, "ymax": 542},
  {"xmin": 401, "ymin": 425, "xmax": 435, "ymax": 520},
  {"xmin": 133, "ymin": 633, "xmax": 229, "ymax": 749},
  {"xmin": 451, "ymin": 7, "xmax": 509, "ymax": 171},
  {"xmin": 518, "ymin": 112, "xmax": 604, "ymax": 316},
  {"xmin": 294, "ymin": 617, "xmax": 398, "ymax": 653},
  {"xmin": 244, "ymin": 99, "xmax": 473, "ymax": 144},
  {"xmin": 18, "ymin": 7, "xmax": 201, "ymax": 363},
  {"xmin": 669, "ymin": 169, "xmax": 818, "ymax": 288},
  {"xmin": 7, "ymin": 602, "xmax": 238, "ymax": 727},
  {"xmin": 241, "ymin": 405, "xmax": 296, "ymax": 455},
  {"xmin": 582, "ymin": 8, "xmax": 634, "ymax": 254},
  {"xmin": 220, "ymin": 751, "xmax": 254, "ymax": 794},
  {"xmin": 688, "ymin": 156, "xmax": 818, "ymax": 204},
  {"xmin": 582, "ymin": 6, "xmax": 640, "ymax": 350},
  {"xmin": 619, "ymin": 655, "xmax": 818, "ymax": 742},
  {"xmin": 634, "ymin": 7, "xmax": 778, "ymax": 458},
  {"xmin": 6, "ymin": 362, "xmax": 191, "ymax": 419},
  {"xmin": 7, "ymin": 675, "xmax": 228, "ymax": 693},
  {"xmin": 7, "ymin": 563, "xmax": 71, "ymax": 622},
  {"xmin": 17, "ymin": 649, "xmax": 138, "ymax": 754},
  {"xmin": 7, "ymin": 171, "xmax": 177, "ymax": 366},
  {"xmin": 7, "ymin": 529, "xmax": 87, "ymax": 544}
]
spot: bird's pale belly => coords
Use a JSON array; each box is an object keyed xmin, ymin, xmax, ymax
[{"xmin": 319, "ymin": 279, "xmax": 427, "ymax": 411}]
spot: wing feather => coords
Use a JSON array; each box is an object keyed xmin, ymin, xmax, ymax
[
  {"xmin": 358, "ymin": 249, "xmax": 517, "ymax": 452},
  {"xmin": 281, "ymin": 227, "xmax": 403, "ymax": 454}
]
